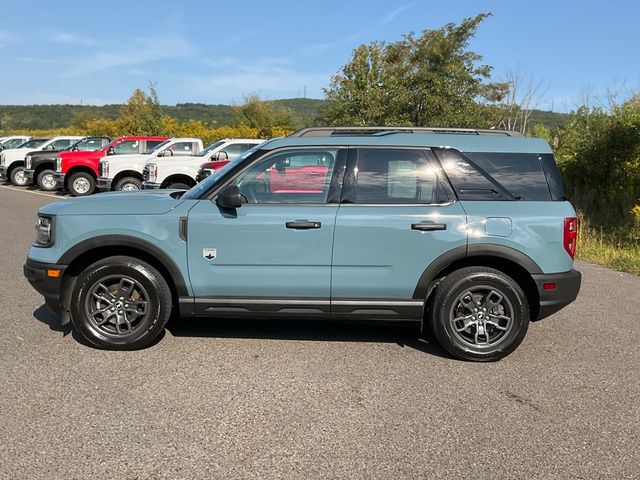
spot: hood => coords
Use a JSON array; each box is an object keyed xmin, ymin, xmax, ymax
[
  {"xmin": 39, "ymin": 190, "xmax": 187, "ymax": 216},
  {"xmin": 27, "ymin": 149, "xmax": 61, "ymax": 160}
]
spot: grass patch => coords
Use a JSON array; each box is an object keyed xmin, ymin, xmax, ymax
[{"xmin": 577, "ymin": 222, "xmax": 640, "ymax": 275}]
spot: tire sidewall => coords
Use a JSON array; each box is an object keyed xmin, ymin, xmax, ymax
[
  {"xmin": 10, "ymin": 166, "xmax": 27, "ymax": 186},
  {"xmin": 115, "ymin": 177, "xmax": 142, "ymax": 191},
  {"xmin": 37, "ymin": 169, "xmax": 56, "ymax": 191},
  {"xmin": 432, "ymin": 270, "xmax": 529, "ymax": 361},
  {"xmin": 68, "ymin": 172, "xmax": 96, "ymax": 196},
  {"xmin": 70, "ymin": 259, "xmax": 171, "ymax": 349}
]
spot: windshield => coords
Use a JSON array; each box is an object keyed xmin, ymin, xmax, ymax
[
  {"xmin": 145, "ymin": 140, "xmax": 171, "ymax": 154},
  {"xmin": 197, "ymin": 140, "xmax": 226, "ymax": 157},
  {"xmin": 3, "ymin": 138, "xmax": 28, "ymax": 149},
  {"xmin": 72, "ymin": 137, "xmax": 105, "ymax": 152},
  {"xmin": 18, "ymin": 139, "xmax": 48, "ymax": 149},
  {"xmin": 182, "ymin": 145, "xmax": 264, "ymax": 200}
]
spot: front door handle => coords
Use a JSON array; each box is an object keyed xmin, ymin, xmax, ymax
[
  {"xmin": 411, "ymin": 223, "xmax": 447, "ymax": 232},
  {"xmin": 286, "ymin": 220, "xmax": 321, "ymax": 230}
]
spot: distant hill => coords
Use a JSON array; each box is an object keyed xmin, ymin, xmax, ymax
[{"xmin": 0, "ymin": 98, "xmax": 569, "ymax": 132}]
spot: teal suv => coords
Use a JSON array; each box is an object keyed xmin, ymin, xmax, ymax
[{"xmin": 24, "ymin": 127, "xmax": 581, "ymax": 361}]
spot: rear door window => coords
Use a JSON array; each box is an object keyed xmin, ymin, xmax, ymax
[{"xmin": 352, "ymin": 148, "xmax": 455, "ymax": 204}]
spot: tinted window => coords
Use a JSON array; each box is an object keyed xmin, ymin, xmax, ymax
[
  {"xmin": 3, "ymin": 138, "xmax": 27, "ymax": 149},
  {"xmin": 51, "ymin": 139, "xmax": 73, "ymax": 149},
  {"xmin": 18, "ymin": 139, "xmax": 47, "ymax": 149},
  {"xmin": 539, "ymin": 154, "xmax": 565, "ymax": 200},
  {"xmin": 113, "ymin": 140, "xmax": 140, "ymax": 154},
  {"xmin": 233, "ymin": 149, "xmax": 336, "ymax": 204},
  {"xmin": 168, "ymin": 142, "xmax": 195, "ymax": 156},
  {"xmin": 74, "ymin": 138, "xmax": 105, "ymax": 151},
  {"xmin": 198, "ymin": 140, "xmax": 226, "ymax": 157},
  {"xmin": 435, "ymin": 149, "xmax": 511, "ymax": 201},
  {"xmin": 464, "ymin": 152, "xmax": 552, "ymax": 201},
  {"xmin": 221, "ymin": 143, "xmax": 243, "ymax": 159},
  {"xmin": 146, "ymin": 140, "xmax": 170, "ymax": 153},
  {"xmin": 354, "ymin": 148, "xmax": 455, "ymax": 204}
]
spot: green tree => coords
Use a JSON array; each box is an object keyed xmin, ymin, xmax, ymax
[
  {"xmin": 119, "ymin": 83, "xmax": 164, "ymax": 135},
  {"xmin": 233, "ymin": 93, "xmax": 298, "ymax": 132},
  {"xmin": 323, "ymin": 13, "xmax": 507, "ymax": 127}
]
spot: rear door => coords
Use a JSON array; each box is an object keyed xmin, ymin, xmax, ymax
[
  {"xmin": 330, "ymin": 147, "xmax": 467, "ymax": 321},
  {"xmin": 187, "ymin": 147, "xmax": 346, "ymax": 317}
]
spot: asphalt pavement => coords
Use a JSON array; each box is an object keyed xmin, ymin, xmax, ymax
[{"xmin": 0, "ymin": 184, "xmax": 638, "ymax": 479}]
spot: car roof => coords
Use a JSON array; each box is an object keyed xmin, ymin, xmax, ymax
[{"xmin": 262, "ymin": 130, "xmax": 552, "ymax": 154}]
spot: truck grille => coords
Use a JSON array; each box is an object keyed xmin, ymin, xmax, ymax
[
  {"xmin": 142, "ymin": 165, "xmax": 150, "ymax": 181},
  {"xmin": 98, "ymin": 162, "xmax": 106, "ymax": 177}
]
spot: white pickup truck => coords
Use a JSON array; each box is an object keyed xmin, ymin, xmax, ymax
[
  {"xmin": 0, "ymin": 136, "xmax": 31, "ymax": 151},
  {"xmin": 97, "ymin": 138, "xmax": 205, "ymax": 191},
  {"xmin": 0, "ymin": 136, "xmax": 84, "ymax": 185},
  {"xmin": 142, "ymin": 138, "xmax": 262, "ymax": 190}
]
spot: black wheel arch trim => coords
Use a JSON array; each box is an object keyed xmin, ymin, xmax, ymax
[
  {"xmin": 412, "ymin": 244, "xmax": 543, "ymax": 300},
  {"xmin": 58, "ymin": 235, "xmax": 189, "ymax": 297}
]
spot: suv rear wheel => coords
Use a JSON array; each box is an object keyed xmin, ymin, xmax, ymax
[
  {"xmin": 68, "ymin": 172, "xmax": 96, "ymax": 196},
  {"xmin": 115, "ymin": 176, "xmax": 142, "ymax": 191},
  {"xmin": 37, "ymin": 169, "xmax": 57, "ymax": 191},
  {"xmin": 428, "ymin": 266, "xmax": 529, "ymax": 362},
  {"xmin": 70, "ymin": 256, "xmax": 172, "ymax": 350}
]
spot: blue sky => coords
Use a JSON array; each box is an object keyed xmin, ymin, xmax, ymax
[{"xmin": 0, "ymin": 0, "xmax": 639, "ymax": 110}]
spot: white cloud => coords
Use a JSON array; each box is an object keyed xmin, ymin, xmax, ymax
[
  {"xmin": 61, "ymin": 35, "xmax": 197, "ymax": 77},
  {"xmin": 298, "ymin": 43, "xmax": 335, "ymax": 56},
  {"xmin": 0, "ymin": 29, "xmax": 15, "ymax": 47},
  {"xmin": 52, "ymin": 32, "xmax": 99, "ymax": 46},
  {"xmin": 382, "ymin": 2, "xmax": 417, "ymax": 24}
]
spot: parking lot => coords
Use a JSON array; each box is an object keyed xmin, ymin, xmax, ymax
[{"xmin": 0, "ymin": 184, "xmax": 638, "ymax": 479}]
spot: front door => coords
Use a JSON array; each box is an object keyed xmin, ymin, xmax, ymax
[
  {"xmin": 331, "ymin": 147, "xmax": 468, "ymax": 320},
  {"xmin": 187, "ymin": 147, "xmax": 344, "ymax": 317}
]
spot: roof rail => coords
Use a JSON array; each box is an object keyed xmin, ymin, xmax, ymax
[{"xmin": 289, "ymin": 126, "xmax": 523, "ymax": 137}]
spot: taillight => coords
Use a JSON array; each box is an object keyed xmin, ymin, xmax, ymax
[{"xmin": 564, "ymin": 217, "xmax": 578, "ymax": 259}]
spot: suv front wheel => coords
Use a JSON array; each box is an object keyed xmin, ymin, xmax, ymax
[
  {"xmin": 428, "ymin": 266, "xmax": 529, "ymax": 362},
  {"xmin": 70, "ymin": 256, "xmax": 172, "ymax": 350}
]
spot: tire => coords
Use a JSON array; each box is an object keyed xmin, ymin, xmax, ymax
[
  {"xmin": 115, "ymin": 176, "xmax": 142, "ymax": 191},
  {"xmin": 428, "ymin": 266, "xmax": 529, "ymax": 362},
  {"xmin": 36, "ymin": 169, "xmax": 57, "ymax": 191},
  {"xmin": 10, "ymin": 166, "xmax": 28, "ymax": 186},
  {"xmin": 70, "ymin": 256, "xmax": 172, "ymax": 350},
  {"xmin": 68, "ymin": 172, "xmax": 96, "ymax": 196},
  {"xmin": 166, "ymin": 182, "xmax": 191, "ymax": 190}
]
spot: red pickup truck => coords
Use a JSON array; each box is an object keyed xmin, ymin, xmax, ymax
[{"xmin": 54, "ymin": 136, "xmax": 168, "ymax": 196}]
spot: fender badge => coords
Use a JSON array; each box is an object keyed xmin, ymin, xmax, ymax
[{"xmin": 203, "ymin": 248, "xmax": 217, "ymax": 260}]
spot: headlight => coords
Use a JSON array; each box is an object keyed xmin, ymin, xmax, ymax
[
  {"xmin": 147, "ymin": 163, "xmax": 157, "ymax": 183},
  {"xmin": 99, "ymin": 160, "xmax": 109, "ymax": 177},
  {"xmin": 25, "ymin": 155, "xmax": 31, "ymax": 170},
  {"xmin": 55, "ymin": 156, "xmax": 62, "ymax": 172},
  {"xmin": 34, "ymin": 215, "xmax": 55, "ymax": 247}
]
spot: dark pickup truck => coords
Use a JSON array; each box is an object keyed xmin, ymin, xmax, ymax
[{"xmin": 24, "ymin": 137, "xmax": 111, "ymax": 190}]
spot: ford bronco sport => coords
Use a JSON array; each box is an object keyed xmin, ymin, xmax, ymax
[{"xmin": 24, "ymin": 127, "xmax": 581, "ymax": 361}]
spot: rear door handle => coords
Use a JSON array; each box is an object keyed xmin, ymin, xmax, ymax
[
  {"xmin": 286, "ymin": 220, "xmax": 321, "ymax": 230},
  {"xmin": 411, "ymin": 223, "xmax": 447, "ymax": 231}
]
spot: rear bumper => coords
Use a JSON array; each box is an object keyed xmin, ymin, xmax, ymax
[
  {"xmin": 54, "ymin": 172, "xmax": 65, "ymax": 188},
  {"xmin": 23, "ymin": 259, "xmax": 66, "ymax": 316},
  {"xmin": 97, "ymin": 177, "xmax": 112, "ymax": 191},
  {"xmin": 533, "ymin": 269, "xmax": 581, "ymax": 320}
]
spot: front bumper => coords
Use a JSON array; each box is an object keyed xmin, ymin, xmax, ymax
[
  {"xmin": 533, "ymin": 269, "xmax": 581, "ymax": 320},
  {"xmin": 53, "ymin": 172, "xmax": 65, "ymax": 189},
  {"xmin": 24, "ymin": 169, "xmax": 35, "ymax": 183},
  {"xmin": 143, "ymin": 182, "xmax": 161, "ymax": 190},
  {"xmin": 97, "ymin": 177, "xmax": 112, "ymax": 191},
  {"xmin": 0, "ymin": 166, "xmax": 8, "ymax": 181},
  {"xmin": 24, "ymin": 259, "xmax": 66, "ymax": 317}
]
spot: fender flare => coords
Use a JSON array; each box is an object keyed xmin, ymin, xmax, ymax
[
  {"xmin": 59, "ymin": 235, "xmax": 189, "ymax": 297},
  {"xmin": 412, "ymin": 244, "xmax": 543, "ymax": 300}
]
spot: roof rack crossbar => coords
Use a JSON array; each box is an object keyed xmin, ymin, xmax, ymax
[{"xmin": 289, "ymin": 126, "xmax": 523, "ymax": 137}]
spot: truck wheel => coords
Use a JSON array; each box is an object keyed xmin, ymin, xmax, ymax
[
  {"xmin": 115, "ymin": 176, "xmax": 142, "ymax": 191},
  {"xmin": 10, "ymin": 167, "xmax": 28, "ymax": 186},
  {"xmin": 428, "ymin": 266, "xmax": 529, "ymax": 362},
  {"xmin": 166, "ymin": 182, "xmax": 191, "ymax": 190},
  {"xmin": 36, "ymin": 169, "xmax": 57, "ymax": 191},
  {"xmin": 68, "ymin": 172, "xmax": 96, "ymax": 196},
  {"xmin": 70, "ymin": 256, "xmax": 172, "ymax": 350}
]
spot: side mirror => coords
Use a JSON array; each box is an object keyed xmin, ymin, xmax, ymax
[
  {"xmin": 107, "ymin": 147, "xmax": 115, "ymax": 155},
  {"xmin": 215, "ymin": 151, "xmax": 228, "ymax": 161},
  {"xmin": 216, "ymin": 185, "xmax": 244, "ymax": 209},
  {"xmin": 275, "ymin": 158, "xmax": 290, "ymax": 172},
  {"xmin": 158, "ymin": 149, "xmax": 173, "ymax": 157},
  {"xmin": 45, "ymin": 145, "xmax": 55, "ymax": 150}
]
